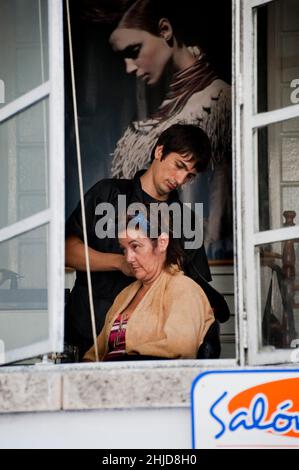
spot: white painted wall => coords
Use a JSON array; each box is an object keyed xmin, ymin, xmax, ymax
[{"xmin": 0, "ymin": 407, "xmax": 191, "ymax": 449}]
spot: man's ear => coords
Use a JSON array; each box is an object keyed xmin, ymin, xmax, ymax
[
  {"xmin": 154, "ymin": 145, "xmax": 164, "ymax": 161},
  {"xmin": 158, "ymin": 232, "xmax": 169, "ymax": 253},
  {"xmin": 158, "ymin": 18, "xmax": 173, "ymax": 43}
]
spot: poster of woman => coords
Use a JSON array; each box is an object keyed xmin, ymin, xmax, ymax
[{"xmin": 65, "ymin": 0, "xmax": 232, "ymax": 261}]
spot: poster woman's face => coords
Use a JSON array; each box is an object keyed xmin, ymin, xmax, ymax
[{"xmin": 109, "ymin": 28, "xmax": 173, "ymax": 85}]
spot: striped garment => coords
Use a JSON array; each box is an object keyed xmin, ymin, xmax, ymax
[{"xmin": 103, "ymin": 312, "xmax": 128, "ymax": 361}]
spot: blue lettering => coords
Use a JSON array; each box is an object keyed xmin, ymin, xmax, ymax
[
  {"xmin": 209, "ymin": 393, "xmax": 299, "ymax": 439},
  {"xmin": 252, "ymin": 395, "xmax": 267, "ymax": 427},
  {"xmin": 229, "ymin": 411, "xmax": 251, "ymax": 431},
  {"xmin": 210, "ymin": 391, "xmax": 227, "ymax": 439},
  {"xmin": 230, "ymin": 395, "xmax": 272, "ymax": 431},
  {"xmin": 271, "ymin": 401, "xmax": 299, "ymax": 434}
]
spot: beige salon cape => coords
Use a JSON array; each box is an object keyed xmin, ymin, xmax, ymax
[{"xmin": 83, "ymin": 266, "xmax": 215, "ymax": 361}]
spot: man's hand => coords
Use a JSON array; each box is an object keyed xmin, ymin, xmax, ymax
[{"xmin": 65, "ymin": 235, "xmax": 135, "ymax": 274}]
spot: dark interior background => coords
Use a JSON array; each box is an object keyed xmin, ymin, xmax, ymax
[{"xmin": 64, "ymin": 0, "xmax": 232, "ymax": 219}]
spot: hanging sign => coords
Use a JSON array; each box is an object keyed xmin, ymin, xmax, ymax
[{"xmin": 191, "ymin": 369, "xmax": 299, "ymax": 449}]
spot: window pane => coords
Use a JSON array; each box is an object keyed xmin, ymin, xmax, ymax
[
  {"xmin": 0, "ymin": 0, "xmax": 48, "ymax": 108},
  {"xmin": 257, "ymin": 240, "xmax": 299, "ymax": 351},
  {"xmin": 0, "ymin": 99, "xmax": 49, "ymax": 229},
  {"xmin": 0, "ymin": 225, "xmax": 48, "ymax": 355},
  {"xmin": 258, "ymin": 118, "xmax": 299, "ymax": 231},
  {"xmin": 256, "ymin": 0, "xmax": 299, "ymax": 113}
]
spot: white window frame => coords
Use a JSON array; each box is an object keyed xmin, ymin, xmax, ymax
[
  {"xmin": 0, "ymin": 0, "xmax": 240, "ymax": 369},
  {"xmin": 237, "ymin": 0, "xmax": 299, "ymax": 365},
  {"xmin": 0, "ymin": 0, "xmax": 64, "ymax": 364}
]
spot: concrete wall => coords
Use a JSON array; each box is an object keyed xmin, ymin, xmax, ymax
[{"xmin": 0, "ymin": 407, "xmax": 191, "ymax": 449}]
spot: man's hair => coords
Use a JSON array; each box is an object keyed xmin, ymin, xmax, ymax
[{"xmin": 150, "ymin": 124, "xmax": 211, "ymax": 172}]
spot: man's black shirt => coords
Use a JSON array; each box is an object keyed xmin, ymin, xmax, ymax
[{"xmin": 65, "ymin": 171, "xmax": 228, "ymax": 358}]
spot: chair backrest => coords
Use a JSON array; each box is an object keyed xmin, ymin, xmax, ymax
[{"xmin": 197, "ymin": 320, "xmax": 221, "ymax": 359}]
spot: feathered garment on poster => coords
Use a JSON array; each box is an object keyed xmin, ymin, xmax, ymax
[{"xmin": 111, "ymin": 52, "xmax": 231, "ymax": 178}]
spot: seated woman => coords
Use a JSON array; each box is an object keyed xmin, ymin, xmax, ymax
[{"xmin": 83, "ymin": 211, "xmax": 215, "ymax": 362}]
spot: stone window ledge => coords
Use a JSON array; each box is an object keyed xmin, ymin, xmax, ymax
[{"xmin": 0, "ymin": 359, "xmax": 237, "ymax": 414}]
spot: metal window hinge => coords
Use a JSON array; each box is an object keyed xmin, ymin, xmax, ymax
[
  {"xmin": 242, "ymin": 315, "xmax": 248, "ymax": 349},
  {"xmin": 237, "ymin": 73, "xmax": 243, "ymax": 105}
]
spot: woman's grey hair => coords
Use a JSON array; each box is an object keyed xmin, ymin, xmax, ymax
[{"xmin": 120, "ymin": 204, "xmax": 186, "ymax": 270}]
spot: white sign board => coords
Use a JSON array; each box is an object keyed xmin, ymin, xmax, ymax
[{"xmin": 191, "ymin": 369, "xmax": 299, "ymax": 449}]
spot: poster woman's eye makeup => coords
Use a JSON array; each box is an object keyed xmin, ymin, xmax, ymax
[{"xmin": 122, "ymin": 44, "xmax": 141, "ymax": 60}]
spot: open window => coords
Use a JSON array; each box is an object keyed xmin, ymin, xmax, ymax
[
  {"xmin": 0, "ymin": 0, "xmax": 236, "ymax": 367},
  {"xmin": 64, "ymin": 0, "xmax": 236, "ymax": 362},
  {"xmin": 5, "ymin": 0, "xmax": 299, "ymax": 369},
  {"xmin": 236, "ymin": 0, "xmax": 299, "ymax": 364},
  {"xmin": 0, "ymin": 0, "xmax": 64, "ymax": 365}
]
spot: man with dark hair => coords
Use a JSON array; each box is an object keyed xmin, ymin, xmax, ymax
[
  {"xmin": 150, "ymin": 123, "xmax": 211, "ymax": 173},
  {"xmin": 65, "ymin": 124, "xmax": 229, "ymax": 360}
]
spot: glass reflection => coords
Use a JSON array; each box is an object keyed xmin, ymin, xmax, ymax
[
  {"xmin": 258, "ymin": 235, "xmax": 299, "ymax": 349},
  {"xmin": 258, "ymin": 119, "xmax": 299, "ymax": 231},
  {"xmin": 256, "ymin": 0, "xmax": 299, "ymax": 113}
]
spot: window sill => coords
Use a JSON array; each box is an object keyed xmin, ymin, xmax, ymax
[{"xmin": 0, "ymin": 359, "xmax": 236, "ymax": 414}]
